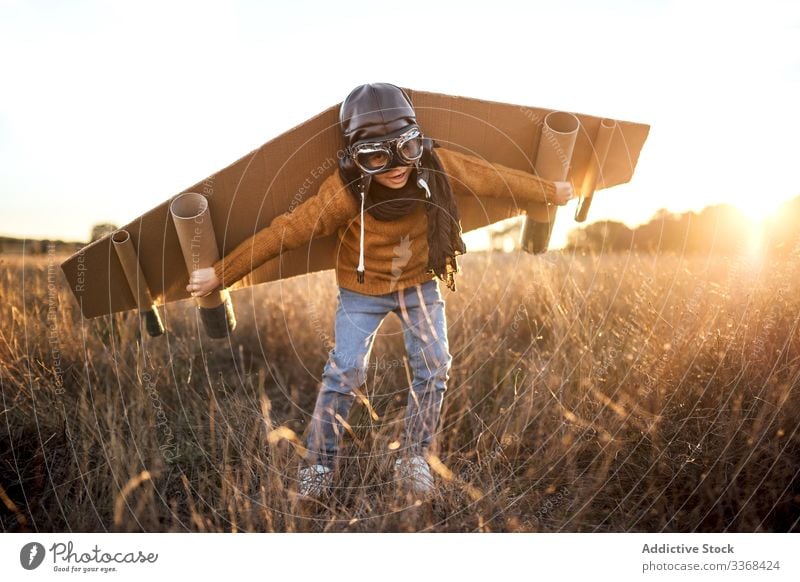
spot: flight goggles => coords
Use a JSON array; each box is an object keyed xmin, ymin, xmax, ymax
[{"xmin": 349, "ymin": 126, "xmax": 425, "ymax": 174}]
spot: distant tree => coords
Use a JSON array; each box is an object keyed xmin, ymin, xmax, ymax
[
  {"xmin": 764, "ymin": 195, "xmax": 800, "ymax": 255},
  {"xmin": 90, "ymin": 223, "xmax": 117, "ymax": 242},
  {"xmin": 691, "ymin": 204, "xmax": 748, "ymax": 254},
  {"xmin": 566, "ymin": 204, "xmax": 760, "ymax": 255},
  {"xmin": 627, "ymin": 208, "xmax": 686, "ymax": 252},
  {"xmin": 567, "ymin": 220, "xmax": 633, "ymax": 252}
]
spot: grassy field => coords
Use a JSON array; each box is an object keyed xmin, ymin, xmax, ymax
[{"xmin": 1, "ymin": 246, "xmax": 798, "ymax": 532}]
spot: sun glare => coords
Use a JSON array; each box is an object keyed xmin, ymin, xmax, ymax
[
  {"xmin": 730, "ymin": 195, "xmax": 780, "ymax": 224},
  {"xmin": 744, "ymin": 217, "xmax": 767, "ymax": 259},
  {"xmin": 730, "ymin": 196, "xmax": 783, "ymax": 260}
]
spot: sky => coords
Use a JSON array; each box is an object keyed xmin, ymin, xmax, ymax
[{"xmin": 1, "ymin": 0, "xmax": 799, "ymax": 249}]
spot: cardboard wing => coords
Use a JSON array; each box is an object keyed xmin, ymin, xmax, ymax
[{"xmin": 60, "ymin": 88, "xmax": 649, "ymax": 319}]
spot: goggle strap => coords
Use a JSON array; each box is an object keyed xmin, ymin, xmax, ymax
[{"xmin": 416, "ymin": 161, "xmax": 432, "ymax": 199}]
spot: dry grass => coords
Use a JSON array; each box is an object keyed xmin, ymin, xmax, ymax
[{"xmin": 1, "ymin": 245, "xmax": 799, "ymax": 532}]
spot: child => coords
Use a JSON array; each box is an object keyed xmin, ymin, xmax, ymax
[{"xmin": 187, "ymin": 82, "xmax": 574, "ymax": 499}]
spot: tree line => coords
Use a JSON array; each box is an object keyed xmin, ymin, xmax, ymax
[{"xmin": 565, "ymin": 195, "xmax": 800, "ymax": 256}]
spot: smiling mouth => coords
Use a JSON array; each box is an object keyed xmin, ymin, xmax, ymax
[{"xmin": 385, "ymin": 169, "xmax": 409, "ymax": 179}]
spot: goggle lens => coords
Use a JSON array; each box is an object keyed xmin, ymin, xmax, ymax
[
  {"xmin": 398, "ymin": 134, "xmax": 423, "ymax": 161},
  {"xmin": 355, "ymin": 150, "xmax": 391, "ymax": 172}
]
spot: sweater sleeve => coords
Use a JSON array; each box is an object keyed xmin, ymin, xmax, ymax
[
  {"xmin": 211, "ymin": 172, "xmax": 359, "ymax": 288},
  {"xmin": 435, "ymin": 147, "xmax": 559, "ymax": 204}
]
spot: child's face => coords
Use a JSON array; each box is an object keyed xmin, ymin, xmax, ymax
[{"xmin": 372, "ymin": 165, "xmax": 412, "ymax": 189}]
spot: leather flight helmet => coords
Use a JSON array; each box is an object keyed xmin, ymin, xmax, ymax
[
  {"xmin": 339, "ymin": 82, "xmax": 418, "ymax": 148},
  {"xmin": 338, "ymin": 83, "xmax": 433, "ymax": 184}
]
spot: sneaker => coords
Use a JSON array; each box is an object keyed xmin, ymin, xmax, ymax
[
  {"xmin": 394, "ymin": 455, "xmax": 435, "ymax": 497},
  {"xmin": 297, "ymin": 464, "xmax": 333, "ymax": 500}
]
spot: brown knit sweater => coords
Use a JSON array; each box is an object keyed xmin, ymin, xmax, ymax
[{"xmin": 212, "ymin": 147, "xmax": 558, "ymax": 295}]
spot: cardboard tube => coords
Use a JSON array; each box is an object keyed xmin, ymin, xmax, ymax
[
  {"xmin": 111, "ymin": 229, "xmax": 165, "ymax": 337},
  {"xmin": 170, "ymin": 192, "xmax": 236, "ymax": 338},
  {"xmin": 575, "ymin": 118, "xmax": 616, "ymax": 222},
  {"xmin": 521, "ymin": 110, "xmax": 579, "ymax": 254},
  {"xmin": 112, "ymin": 230, "xmax": 155, "ymax": 308}
]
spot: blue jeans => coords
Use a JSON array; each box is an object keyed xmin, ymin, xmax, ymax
[{"xmin": 305, "ymin": 278, "xmax": 452, "ymax": 469}]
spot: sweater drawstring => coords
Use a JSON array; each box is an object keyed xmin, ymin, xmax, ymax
[
  {"xmin": 355, "ymin": 168, "xmax": 428, "ymax": 285},
  {"xmin": 356, "ymin": 184, "xmax": 365, "ymax": 283}
]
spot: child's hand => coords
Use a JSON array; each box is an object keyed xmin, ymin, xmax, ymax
[
  {"xmin": 550, "ymin": 181, "xmax": 576, "ymax": 205},
  {"xmin": 186, "ymin": 267, "xmax": 221, "ymax": 297}
]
